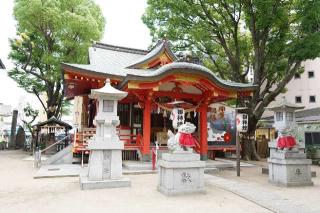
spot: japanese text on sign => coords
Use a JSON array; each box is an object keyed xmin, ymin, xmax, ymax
[
  {"xmin": 236, "ymin": 113, "xmax": 248, "ymax": 132},
  {"xmin": 171, "ymin": 108, "xmax": 185, "ymax": 129}
]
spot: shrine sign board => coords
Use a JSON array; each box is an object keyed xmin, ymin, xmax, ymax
[
  {"xmin": 236, "ymin": 113, "xmax": 248, "ymax": 132},
  {"xmin": 171, "ymin": 108, "xmax": 185, "ymax": 129}
]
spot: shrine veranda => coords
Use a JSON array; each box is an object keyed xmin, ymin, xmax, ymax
[{"xmin": 63, "ymin": 40, "xmax": 256, "ymax": 160}]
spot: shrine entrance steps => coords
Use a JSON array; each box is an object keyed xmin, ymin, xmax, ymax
[{"xmin": 42, "ymin": 144, "xmax": 73, "ymax": 165}]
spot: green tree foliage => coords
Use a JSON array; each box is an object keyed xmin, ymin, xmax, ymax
[
  {"xmin": 143, "ymin": 0, "xmax": 320, "ymax": 133},
  {"xmin": 21, "ymin": 103, "xmax": 39, "ymax": 136},
  {"xmin": 9, "ymin": 0, "xmax": 105, "ymax": 119}
]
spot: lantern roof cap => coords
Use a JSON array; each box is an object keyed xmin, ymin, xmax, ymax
[
  {"xmin": 266, "ymin": 97, "xmax": 304, "ymax": 111},
  {"xmin": 90, "ymin": 79, "xmax": 127, "ymax": 99}
]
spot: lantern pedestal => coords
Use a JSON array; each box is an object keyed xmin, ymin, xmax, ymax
[
  {"xmin": 157, "ymin": 152, "xmax": 205, "ymax": 196},
  {"xmin": 79, "ymin": 123, "xmax": 131, "ymax": 190},
  {"xmin": 268, "ymin": 142, "xmax": 313, "ymax": 187}
]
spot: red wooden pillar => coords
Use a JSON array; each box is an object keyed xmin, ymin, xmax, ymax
[
  {"xmin": 142, "ymin": 98, "xmax": 151, "ymax": 160},
  {"xmin": 199, "ymin": 103, "xmax": 208, "ymax": 160}
]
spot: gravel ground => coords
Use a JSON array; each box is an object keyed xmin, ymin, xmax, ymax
[{"xmin": 0, "ymin": 150, "xmax": 271, "ymax": 213}]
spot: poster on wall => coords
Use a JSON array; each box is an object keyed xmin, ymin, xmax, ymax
[{"xmin": 207, "ymin": 103, "xmax": 236, "ymax": 147}]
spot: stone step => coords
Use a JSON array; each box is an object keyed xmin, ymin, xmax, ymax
[{"xmin": 34, "ymin": 164, "xmax": 81, "ymax": 179}]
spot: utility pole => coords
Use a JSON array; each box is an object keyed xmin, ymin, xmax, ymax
[
  {"xmin": 235, "ymin": 108, "xmax": 240, "ymax": 177},
  {"xmin": 235, "ymin": 107, "xmax": 249, "ymax": 177},
  {"xmin": 9, "ymin": 110, "xmax": 18, "ymax": 149}
]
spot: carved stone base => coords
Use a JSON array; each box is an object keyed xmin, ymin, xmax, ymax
[
  {"xmin": 157, "ymin": 152, "xmax": 205, "ymax": 196},
  {"xmin": 268, "ymin": 150, "xmax": 313, "ymax": 187}
]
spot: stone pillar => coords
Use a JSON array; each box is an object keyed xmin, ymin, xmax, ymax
[
  {"xmin": 199, "ymin": 104, "xmax": 208, "ymax": 160},
  {"xmin": 9, "ymin": 110, "xmax": 18, "ymax": 149},
  {"xmin": 142, "ymin": 98, "xmax": 151, "ymax": 160}
]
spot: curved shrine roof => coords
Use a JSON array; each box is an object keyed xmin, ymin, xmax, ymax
[
  {"xmin": 62, "ymin": 40, "xmax": 256, "ymax": 94},
  {"xmin": 120, "ymin": 62, "xmax": 257, "ymax": 91}
]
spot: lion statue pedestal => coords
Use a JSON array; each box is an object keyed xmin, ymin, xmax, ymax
[{"xmin": 157, "ymin": 122, "xmax": 205, "ymax": 196}]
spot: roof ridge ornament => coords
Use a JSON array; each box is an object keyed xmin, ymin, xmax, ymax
[
  {"xmin": 126, "ymin": 39, "xmax": 178, "ymax": 69},
  {"xmin": 106, "ymin": 78, "xmax": 111, "ymax": 85}
]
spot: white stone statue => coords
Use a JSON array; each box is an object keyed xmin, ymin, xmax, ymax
[
  {"xmin": 167, "ymin": 130, "xmax": 182, "ymax": 152},
  {"xmin": 167, "ymin": 122, "xmax": 196, "ymax": 153}
]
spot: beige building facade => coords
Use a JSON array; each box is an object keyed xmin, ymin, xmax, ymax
[{"xmin": 277, "ymin": 58, "xmax": 320, "ymax": 109}]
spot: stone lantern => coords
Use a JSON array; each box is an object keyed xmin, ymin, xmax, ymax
[
  {"xmin": 267, "ymin": 97, "xmax": 304, "ymax": 136},
  {"xmin": 80, "ymin": 79, "xmax": 131, "ymax": 190},
  {"xmin": 266, "ymin": 97, "xmax": 312, "ymax": 187}
]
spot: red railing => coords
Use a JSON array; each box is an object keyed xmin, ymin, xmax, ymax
[
  {"xmin": 193, "ymin": 136, "xmax": 201, "ymax": 153},
  {"xmin": 117, "ymin": 126, "xmax": 141, "ymax": 148},
  {"xmin": 119, "ymin": 134, "xmax": 138, "ymax": 147},
  {"xmin": 136, "ymin": 133, "xmax": 143, "ymax": 152},
  {"xmin": 152, "ymin": 147, "xmax": 156, "ymax": 170}
]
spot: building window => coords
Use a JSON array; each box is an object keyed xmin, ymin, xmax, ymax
[
  {"xmin": 308, "ymin": 71, "xmax": 314, "ymax": 78},
  {"xmin": 305, "ymin": 132, "xmax": 320, "ymax": 146},
  {"xmin": 295, "ymin": 96, "xmax": 302, "ymax": 103},
  {"xmin": 103, "ymin": 100, "xmax": 114, "ymax": 112},
  {"xmin": 309, "ymin": 96, "xmax": 316, "ymax": 103},
  {"xmin": 294, "ymin": 73, "xmax": 301, "ymax": 79},
  {"xmin": 286, "ymin": 112, "xmax": 293, "ymax": 121},
  {"xmin": 276, "ymin": 112, "xmax": 283, "ymax": 121}
]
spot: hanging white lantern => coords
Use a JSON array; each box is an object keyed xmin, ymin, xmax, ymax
[
  {"xmin": 163, "ymin": 110, "xmax": 167, "ymax": 118},
  {"xmin": 187, "ymin": 112, "xmax": 191, "ymax": 119}
]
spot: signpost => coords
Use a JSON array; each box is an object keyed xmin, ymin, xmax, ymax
[{"xmin": 235, "ymin": 111, "xmax": 249, "ymax": 176}]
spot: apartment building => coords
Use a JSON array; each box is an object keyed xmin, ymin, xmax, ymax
[{"xmin": 279, "ymin": 59, "xmax": 320, "ymax": 109}]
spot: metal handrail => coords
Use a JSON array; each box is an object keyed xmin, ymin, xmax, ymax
[
  {"xmin": 40, "ymin": 135, "xmax": 70, "ymax": 153},
  {"xmin": 34, "ymin": 135, "xmax": 70, "ymax": 168}
]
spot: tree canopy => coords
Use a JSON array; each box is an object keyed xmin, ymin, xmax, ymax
[
  {"xmin": 9, "ymin": 0, "xmax": 105, "ymax": 119},
  {"xmin": 143, "ymin": 0, "xmax": 320, "ymax": 132}
]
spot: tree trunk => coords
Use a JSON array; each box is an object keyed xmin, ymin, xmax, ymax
[
  {"xmin": 240, "ymin": 110, "xmax": 261, "ymax": 161},
  {"xmin": 241, "ymin": 135, "xmax": 261, "ymax": 161}
]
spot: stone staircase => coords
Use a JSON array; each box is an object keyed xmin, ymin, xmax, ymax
[{"xmin": 42, "ymin": 144, "xmax": 73, "ymax": 165}]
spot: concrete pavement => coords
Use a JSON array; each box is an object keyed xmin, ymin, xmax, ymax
[{"xmin": 0, "ymin": 150, "xmax": 270, "ymax": 213}]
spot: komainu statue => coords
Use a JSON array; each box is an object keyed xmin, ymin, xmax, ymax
[{"xmin": 167, "ymin": 122, "xmax": 196, "ymax": 153}]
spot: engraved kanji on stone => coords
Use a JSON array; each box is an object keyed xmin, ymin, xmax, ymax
[
  {"xmin": 181, "ymin": 172, "xmax": 192, "ymax": 184},
  {"xmin": 295, "ymin": 168, "xmax": 302, "ymax": 176}
]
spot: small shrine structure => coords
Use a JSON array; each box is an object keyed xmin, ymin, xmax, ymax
[
  {"xmin": 62, "ymin": 40, "xmax": 256, "ymax": 160},
  {"xmin": 33, "ymin": 117, "xmax": 72, "ymax": 154}
]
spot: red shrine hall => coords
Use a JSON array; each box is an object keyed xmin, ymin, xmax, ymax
[{"xmin": 62, "ymin": 40, "xmax": 256, "ymax": 160}]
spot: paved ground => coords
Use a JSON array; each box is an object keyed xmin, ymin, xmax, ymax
[
  {"xmin": 33, "ymin": 157, "xmax": 254, "ymax": 178},
  {"xmin": 2, "ymin": 150, "xmax": 320, "ymax": 213},
  {"xmin": 214, "ymin": 159, "xmax": 320, "ymax": 213},
  {"xmin": 0, "ymin": 150, "xmax": 270, "ymax": 213}
]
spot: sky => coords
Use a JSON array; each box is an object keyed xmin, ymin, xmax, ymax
[{"xmin": 0, "ymin": 0, "xmax": 152, "ymax": 110}]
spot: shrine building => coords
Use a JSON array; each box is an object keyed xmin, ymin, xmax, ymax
[{"xmin": 62, "ymin": 40, "xmax": 256, "ymax": 160}]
